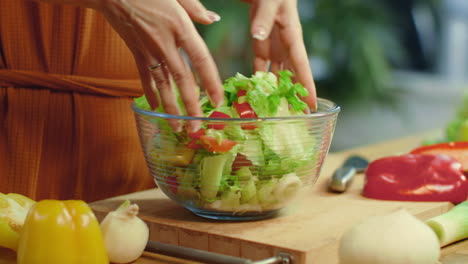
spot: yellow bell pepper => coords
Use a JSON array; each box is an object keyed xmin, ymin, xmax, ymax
[
  {"xmin": 17, "ymin": 199, "xmax": 109, "ymax": 264},
  {"xmin": 0, "ymin": 192, "xmax": 35, "ymax": 251}
]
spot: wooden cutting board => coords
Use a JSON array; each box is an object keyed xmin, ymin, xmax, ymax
[{"xmin": 90, "ymin": 132, "xmax": 455, "ymax": 264}]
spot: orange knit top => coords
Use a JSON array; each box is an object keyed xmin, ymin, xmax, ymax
[{"xmin": 0, "ymin": 0, "xmax": 154, "ymax": 202}]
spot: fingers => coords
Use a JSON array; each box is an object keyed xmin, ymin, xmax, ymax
[
  {"xmin": 103, "ymin": 14, "xmax": 161, "ymax": 110},
  {"xmin": 281, "ymin": 24, "xmax": 317, "ymax": 110},
  {"xmin": 160, "ymin": 47, "xmax": 205, "ymax": 132},
  {"xmin": 179, "ymin": 35, "xmax": 224, "ymax": 109},
  {"xmin": 150, "ymin": 63, "xmax": 185, "ymax": 132},
  {"xmin": 251, "ymin": 2, "xmax": 271, "ymax": 73},
  {"xmin": 177, "ymin": 0, "xmax": 220, "ymax": 24},
  {"xmin": 268, "ymin": 26, "xmax": 286, "ymax": 75},
  {"xmin": 134, "ymin": 54, "xmax": 160, "ymax": 110},
  {"xmin": 250, "ymin": 0, "xmax": 281, "ymax": 41},
  {"xmin": 253, "ymin": 39, "xmax": 270, "ymax": 72}
]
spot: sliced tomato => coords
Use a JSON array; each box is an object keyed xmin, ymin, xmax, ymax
[
  {"xmin": 186, "ymin": 139, "xmax": 203, "ymax": 149},
  {"xmin": 232, "ymin": 153, "xmax": 253, "ymax": 171},
  {"xmin": 233, "ymin": 102, "xmax": 257, "ymax": 119},
  {"xmin": 233, "ymin": 102, "xmax": 258, "ymax": 130},
  {"xmin": 199, "ymin": 135, "xmax": 237, "ymax": 153},
  {"xmin": 237, "ymin": 89, "xmax": 247, "ymax": 97},
  {"xmin": 207, "ymin": 111, "xmax": 230, "ymax": 130},
  {"xmin": 410, "ymin": 142, "xmax": 468, "ymax": 171},
  {"xmin": 188, "ymin": 128, "xmax": 205, "ymax": 139}
]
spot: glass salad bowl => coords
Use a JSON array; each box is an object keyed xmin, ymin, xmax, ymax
[{"xmin": 132, "ymin": 98, "xmax": 340, "ymax": 220}]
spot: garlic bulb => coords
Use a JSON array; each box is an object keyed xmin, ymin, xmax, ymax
[
  {"xmin": 100, "ymin": 200, "xmax": 149, "ymax": 264},
  {"xmin": 339, "ymin": 209, "xmax": 440, "ymax": 264}
]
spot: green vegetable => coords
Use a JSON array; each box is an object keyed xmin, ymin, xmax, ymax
[
  {"xmin": 199, "ymin": 154, "xmax": 230, "ymax": 199},
  {"xmin": 426, "ymin": 201, "xmax": 468, "ymax": 247}
]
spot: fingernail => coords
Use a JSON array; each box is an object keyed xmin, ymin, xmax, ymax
[
  {"xmin": 252, "ymin": 27, "xmax": 267, "ymax": 41},
  {"xmin": 206, "ymin": 11, "xmax": 221, "ymax": 22}
]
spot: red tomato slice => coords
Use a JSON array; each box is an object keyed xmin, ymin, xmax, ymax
[
  {"xmin": 188, "ymin": 129, "xmax": 205, "ymax": 139},
  {"xmin": 232, "ymin": 153, "xmax": 253, "ymax": 171},
  {"xmin": 233, "ymin": 102, "xmax": 258, "ymax": 130},
  {"xmin": 410, "ymin": 142, "xmax": 468, "ymax": 171},
  {"xmin": 207, "ymin": 111, "xmax": 230, "ymax": 130},
  {"xmin": 186, "ymin": 139, "xmax": 203, "ymax": 149},
  {"xmin": 237, "ymin": 90, "xmax": 247, "ymax": 97},
  {"xmin": 233, "ymin": 102, "xmax": 257, "ymax": 118},
  {"xmin": 199, "ymin": 136, "xmax": 237, "ymax": 153}
]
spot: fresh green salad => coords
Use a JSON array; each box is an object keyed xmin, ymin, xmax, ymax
[{"xmin": 135, "ymin": 71, "xmax": 318, "ymax": 213}]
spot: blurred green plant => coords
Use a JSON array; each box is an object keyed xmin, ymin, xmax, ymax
[
  {"xmin": 195, "ymin": 1, "xmax": 252, "ymax": 78},
  {"xmin": 303, "ymin": 0, "xmax": 404, "ymax": 105},
  {"xmin": 197, "ymin": 0, "xmax": 405, "ymax": 105}
]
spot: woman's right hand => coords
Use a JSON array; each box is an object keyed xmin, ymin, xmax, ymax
[{"xmin": 88, "ymin": 0, "xmax": 225, "ymax": 130}]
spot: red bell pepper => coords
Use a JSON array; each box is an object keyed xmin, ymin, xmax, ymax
[
  {"xmin": 207, "ymin": 111, "xmax": 230, "ymax": 130},
  {"xmin": 410, "ymin": 141, "xmax": 468, "ymax": 171},
  {"xmin": 188, "ymin": 129, "xmax": 205, "ymax": 139},
  {"xmin": 199, "ymin": 136, "xmax": 237, "ymax": 153},
  {"xmin": 186, "ymin": 129, "xmax": 205, "ymax": 149},
  {"xmin": 231, "ymin": 153, "xmax": 253, "ymax": 171},
  {"xmin": 233, "ymin": 102, "xmax": 258, "ymax": 130},
  {"xmin": 186, "ymin": 139, "xmax": 203, "ymax": 149},
  {"xmin": 237, "ymin": 90, "xmax": 247, "ymax": 97},
  {"xmin": 363, "ymin": 154, "xmax": 468, "ymax": 203}
]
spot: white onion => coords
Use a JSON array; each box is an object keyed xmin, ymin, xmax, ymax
[
  {"xmin": 100, "ymin": 200, "xmax": 149, "ymax": 263},
  {"xmin": 339, "ymin": 209, "xmax": 440, "ymax": 264}
]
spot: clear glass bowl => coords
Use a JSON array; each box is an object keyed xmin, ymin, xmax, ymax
[{"xmin": 132, "ymin": 98, "xmax": 340, "ymax": 220}]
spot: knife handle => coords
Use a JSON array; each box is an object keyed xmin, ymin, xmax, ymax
[
  {"xmin": 145, "ymin": 240, "xmax": 293, "ymax": 264},
  {"xmin": 328, "ymin": 166, "xmax": 357, "ymax": 193}
]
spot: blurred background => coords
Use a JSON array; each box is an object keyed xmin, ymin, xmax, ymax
[{"xmin": 196, "ymin": 0, "xmax": 468, "ymax": 151}]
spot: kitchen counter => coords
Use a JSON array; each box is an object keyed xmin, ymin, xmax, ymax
[{"xmin": 2, "ymin": 131, "xmax": 468, "ymax": 263}]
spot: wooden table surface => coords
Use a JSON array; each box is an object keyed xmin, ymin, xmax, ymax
[{"xmin": 2, "ymin": 131, "xmax": 468, "ymax": 263}]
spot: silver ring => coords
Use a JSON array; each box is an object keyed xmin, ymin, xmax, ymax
[{"xmin": 148, "ymin": 63, "xmax": 162, "ymax": 72}]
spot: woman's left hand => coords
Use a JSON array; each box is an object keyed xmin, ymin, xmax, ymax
[{"xmin": 245, "ymin": 0, "xmax": 317, "ymax": 110}]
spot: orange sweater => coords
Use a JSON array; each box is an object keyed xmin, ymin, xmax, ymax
[{"xmin": 0, "ymin": 0, "xmax": 154, "ymax": 202}]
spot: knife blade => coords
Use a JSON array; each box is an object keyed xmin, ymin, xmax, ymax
[{"xmin": 328, "ymin": 155, "xmax": 369, "ymax": 193}]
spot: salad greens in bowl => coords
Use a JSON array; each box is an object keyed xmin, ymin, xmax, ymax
[{"xmin": 132, "ymin": 71, "xmax": 340, "ymax": 220}]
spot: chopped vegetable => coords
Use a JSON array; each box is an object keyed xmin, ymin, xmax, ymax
[
  {"xmin": 0, "ymin": 192, "xmax": 35, "ymax": 251},
  {"xmin": 134, "ymin": 70, "xmax": 316, "ymax": 213},
  {"xmin": 208, "ymin": 111, "xmax": 231, "ymax": 130},
  {"xmin": 410, "ymin": 141, "xmax": 468, "ymax": 171},
  {"xmin": 199, "ymin": 136, "xmax": 237, "ymax": 153},
  {"xmin": 427, "ymin": 200, "xmax": 468, "ymax": 247},
  {"xmin": 363, "ymin": 154, "xmax": 468, "ymax": 203},
  {"xmin": 17, "ymin": 200, "xmax": 108, "ymax": 264},
  {"xmin": 100, "ymin": 200, "xmax": 149, "ymax": 264},
  {"xmin": 339, "ymin": 209, "xmax": 440, "ymax": 264}
]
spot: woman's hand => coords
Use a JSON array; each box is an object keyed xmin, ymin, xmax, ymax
[
  {"xmin": 245, "ymin": 0, "xmax": 317, "ymax": 110},
  {"xmin": 94, "ymin": 0, "xmax": 224, "ymax": 125}
]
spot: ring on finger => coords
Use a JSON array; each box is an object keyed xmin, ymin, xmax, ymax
[{"xmin": 148, "ymin": 63, "xmax": 163, "ymax": 72}]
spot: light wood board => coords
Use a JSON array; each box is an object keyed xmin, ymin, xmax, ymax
[{"xmin": 91, "ymin": 132, "xmax": 455, "ymax": 263}]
